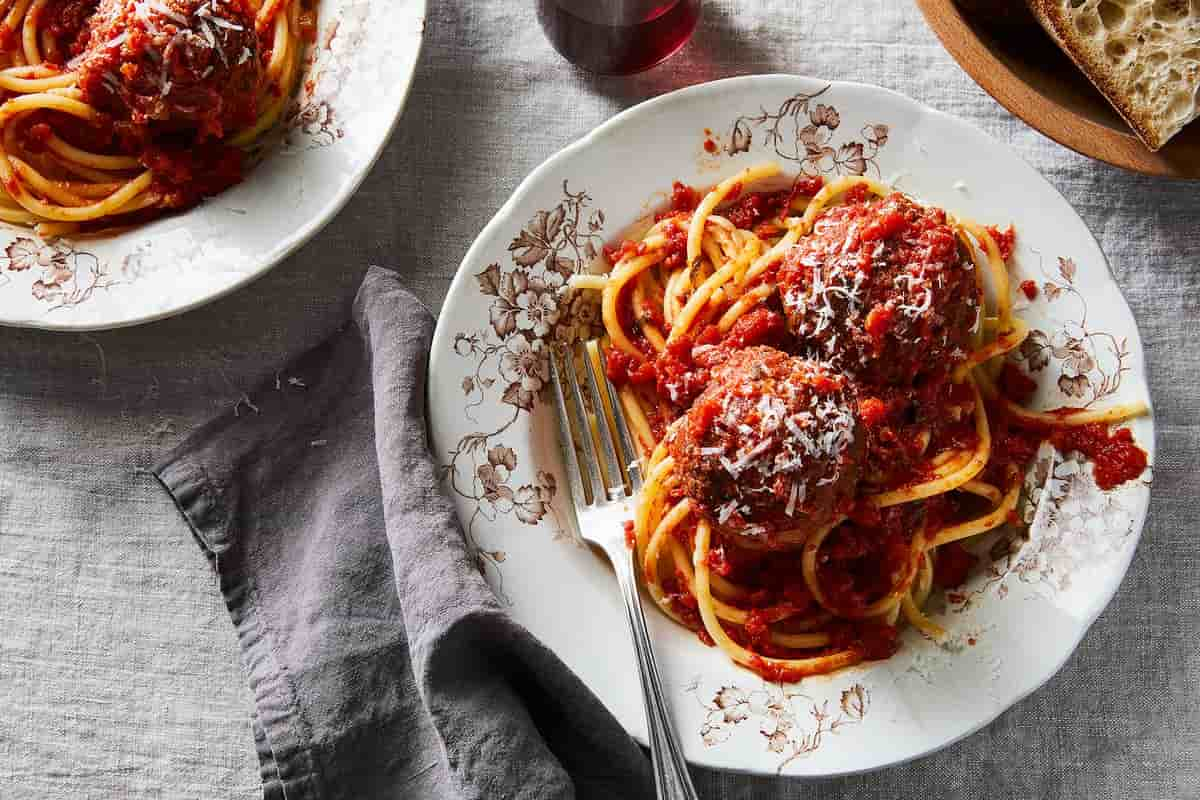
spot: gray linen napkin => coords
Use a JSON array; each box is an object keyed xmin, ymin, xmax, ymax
[{"xmin": 153, "ymin": 266, "xmax": 654, "ymax": 800}]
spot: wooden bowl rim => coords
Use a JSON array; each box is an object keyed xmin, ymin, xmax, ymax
[{"xmin": 915, "ymin": 0, "xmax": 1200, "ymax": 179}]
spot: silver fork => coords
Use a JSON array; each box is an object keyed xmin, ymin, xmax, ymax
[{"xmin": 549, "ymin": 342, "xmax": 699, "ymax": 800}]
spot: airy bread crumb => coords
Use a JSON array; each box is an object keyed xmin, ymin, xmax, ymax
[{"xmin": 1028, "ymin": 0, "xmax": 1200, "ymax": 150}]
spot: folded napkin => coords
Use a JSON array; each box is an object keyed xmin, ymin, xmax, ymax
[{"xmin": 153, "ymin": 267, "xmax": 654, "ymax": 800}]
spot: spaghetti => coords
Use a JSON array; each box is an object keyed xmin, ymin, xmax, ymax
[
  {"xmin": 574, "ymin": 164, "xmax": 1148, "ymax": 681},
  {"xmin": 0, "ymin": 0, "xmax": 314, "ymax": 237}
]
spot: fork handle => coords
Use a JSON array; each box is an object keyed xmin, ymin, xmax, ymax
[{"xmin": 611, "ymin": 543, "xmax": 700, "ymax": 800}]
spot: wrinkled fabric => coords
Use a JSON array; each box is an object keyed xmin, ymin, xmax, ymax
[{"xmin": 152, "ymin": 268, "xmax": 654, "ymax": 799}]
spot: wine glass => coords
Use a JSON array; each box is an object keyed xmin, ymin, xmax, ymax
[{"xmin": 536, "ymin": 0, "xmax": 702, "ymax": 75}]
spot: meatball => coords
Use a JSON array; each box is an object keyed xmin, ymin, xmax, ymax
[
  {"xmin": 777, "ymin": 192, "xmax": 981, "ymax": 386},
  {"xmin": 667, "ymin": 347, "xmax": 862, "ymax": 547},
  {"xmin": 75, "ymin": 0, "xmax": 262, "ymax": 140}
]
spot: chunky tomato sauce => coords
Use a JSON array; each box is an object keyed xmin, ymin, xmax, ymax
[
  {"xmin": 984, "ymin": 224, "xmax": 1016, "ymax": 262},
  {"xmin": 991, "ymin": 363, "xmax": 1148, "ymax": 490},
  {"xmin": 604, "ymin": 180, "xmax": 1147, "ymax": 676},
  {"xmin": 989, "ymin": 411, "xmax": 1146, "ymax": 491},
  {"xmin": 932, "ymin": 541, "xmax": 976, "ymax": 588},
  {"xmin": 998, "ymin": 361, "xmax": 1037, "ymax": 404},
  {"xmin": 817, "ymin": 505, "xmax": 911, "ymax": 615},
  {"xmin": 77, "ymin": 0, "xmax": 262, "ymax": 135},
  {"xmin": 43, "ymin": 0, "xmax": 96, "ymax": 48},
  {"xmin": 665, "ymin": 180, "xmax": 699, "ymax": 215},
  {"xmin": 705, "ymin": 526, "xmax": 902, "ymax": 665},
  {"xmin": 605, "ymin": 303, "xmax": 790, "ymax": 404},
  {"xmin": 14, "ymin": 0, "xmax": 303, "ymax": 221},
  {"xmin": 723, "ymin": 189, "xmax": 787, "ymax": 231},
  {"xmin": 1050, "ymin": 425, "xmax": 1146, "ymax": 490},
  {"xmin": 858, "ymin": 377, "xmax": 979, "ymax": 489}
]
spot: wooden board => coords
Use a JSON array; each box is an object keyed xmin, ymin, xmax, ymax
[{"xmin": 916, "ymin": 0, "xmax": 1200, "ymax": 179}]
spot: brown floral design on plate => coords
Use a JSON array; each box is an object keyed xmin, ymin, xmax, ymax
[
  {"xmin": 280, "ymin": 9, "xmax": 354, "ymax": 151},
  {"xmin": 286, "ymin": 100, "xmax": 344, "ymax": 150},
  {"xmin": 1013, "ymin": 255, "xmax": 1132, "ymax": 406},
  {"xmin": 438, "ymin": 181, "xmax": 606, "ymax": 595},
  {"xmin": 0, "ymin": 237, "xmax": 113, "ymax": 310},
  {"xmin": 950, "ymin": 441, "xmax": 1148, "ymax": 611},
  {"xmin": 686, "ymin": 677, "xmax": 870, "ymax": 773},
  {"xmin": 726, "ymin": 85, "xmax": 890, "ymax": 177}
]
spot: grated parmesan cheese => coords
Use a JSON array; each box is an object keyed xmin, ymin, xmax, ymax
[{"xmin": 784, "ymin": 480, "xmax": 799, "ymax": 517}]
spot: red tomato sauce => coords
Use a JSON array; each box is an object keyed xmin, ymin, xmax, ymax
[
  {"xmin": 721, "ymin": 306, "xmax": 787, "ymax": 350},
  {"xmin": 932, "ymin": 541, "xmax": 977, "ymax": 588},
  {"xmin": 705, "ymin": 534, "xmax": 816, "ymax": 613},
  {"xmin": 722, "ymin": 189, "xmax": 787, "ymax": 231},
  {"xmin": 681, "ymin": 526, "xmax": 902, "ymax": 672},
  {"xmin": 815, "ymin": 505, "xmax": 912, "ymax": 615},
  {"xmin": 622, "ymin": 520, "xmax": 636, "ymax": 550},
  {"xmin": 142, "ymin": 143, "xmax": 244, "ymax": 208},
  {"xmin": 790, "ymin": 174, "xmax": 824, "ymax": 200},
  {"xmin": 601, "ymin": 180, "xmax": 1149, "ymax": 678},
  {"xmin": 660, "ymin": 218, "xmax": 688, "ymax": 271},
  {"xmin": 602, "ymin": 238, "xmax": 648, "ymax": 266},
  {"xmin": 985, "ymin": 224, "xmax": 1016, "ymax": 262},
  {"xmin": 604, "ymin": 306, "xmax": 789, "ymax": 410},
  {"xmin": 859, "ymin": 378, "xmax": 978, "ymax": 488},
  {"xmin": 1049, "ymin": 424, "xmax": 1147, "ymax": 490},
  {"xmin": 829, "ymin": 620, "xmax": 898, "ymax": 661},
  {"xmin": 21, "ymin": 0, "xmax": 298, "ymax": 222},
  {"xmin": 986, "ymin": 376, "xmax": 1147, "ymax": 491},
  {"xmin": 998, "ymin": 361, "xmax": 1038, "ymax": 405},
  {"xmin": 75, "ymin": 0, "xmax": 263, "ymax": 141},
  {"xmin": 667, "ymin": 181, "xmax": 699, "ymax": 214},
  {"xmin": 44, "ymin": 0, "xmax": 96, "ymax": 52}
]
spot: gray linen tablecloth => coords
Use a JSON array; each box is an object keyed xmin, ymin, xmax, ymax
[{"xmin": 1, "ymin": 2, "xmax": 1196, "ymax": 798}]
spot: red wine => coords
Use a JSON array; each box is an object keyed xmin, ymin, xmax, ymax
[{"xmin": 537, "ymin": 0, "xmax": 701, "ymax": 75}]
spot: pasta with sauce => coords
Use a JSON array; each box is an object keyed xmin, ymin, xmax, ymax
[
  {"xmin": 570, "ymin": 164, "xmax": 1148, "ymax": 681},
  {"xmin": 0, "ymin": 0, "xmax": 315, "ymax": 237}
]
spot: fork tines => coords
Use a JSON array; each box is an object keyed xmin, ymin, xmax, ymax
[{"xmin": 549, "ymin": 340, "xmax": 643, "ymax": 509}]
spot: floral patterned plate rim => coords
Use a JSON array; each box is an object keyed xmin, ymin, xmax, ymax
[
  {"xmin": 427, "ymin": 75, "xmax": 1154, "ymax": 777},
  {"xmin": 0, "ymin": 0, "xmax": 426, "ymax": 331}
]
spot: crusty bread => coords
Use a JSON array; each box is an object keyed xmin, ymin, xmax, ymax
[{"xmin": 1027, "ymin": 0, "xmax": 1200, "ymax": 150}]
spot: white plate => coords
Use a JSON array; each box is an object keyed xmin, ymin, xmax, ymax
[
  {"xmin": 0, "ymin": 0, "xmax": 426, "ymax": 331},
  {"xmin": 427, "ymin": 75, "xmax": 1155, "ymax": 777}
]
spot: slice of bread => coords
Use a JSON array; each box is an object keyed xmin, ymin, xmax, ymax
[{"xmin": 1027, "ymin": 0, "xmax": 1200, "ymax": 150}]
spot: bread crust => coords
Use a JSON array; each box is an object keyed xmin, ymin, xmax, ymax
[{"xmin": 1026, "ymin": 0, "xmax": 1192, "ymax": 150}]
